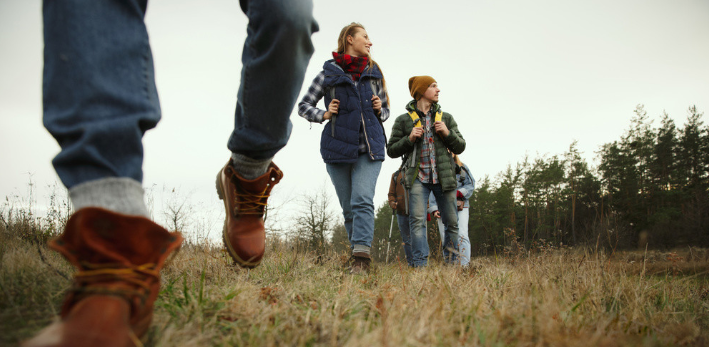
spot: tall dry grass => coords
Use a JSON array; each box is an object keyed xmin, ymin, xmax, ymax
[{"xmin": 2, "ymin": 220, "xmax": 708, "ymax": 346}]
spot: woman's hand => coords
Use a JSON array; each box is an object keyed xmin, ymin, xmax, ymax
[
  {"xmin": 371, "ymin": 95, "xmax": 382, "ymax": 114},
  {"xmin": 324, "ymin": 99, "xmax": 340, "ymax": 120}
]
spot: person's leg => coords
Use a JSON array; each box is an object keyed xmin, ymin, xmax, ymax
[
  {"xmin": 346, "ymin": 155, "xmax": 382, "ymax": 273},
  {"xmin": 43, "ymin": 0, "xmax": 158, "ymax": 217},
  {"xmin": 349, "ymin": 155, "xmax": 382, "ymax": 254},
  {"xmin": 218, "ymin": 0, "xmax": 317, "ymax": 268},
  {"xmin": 326, "ymin": 163, "xmax": 354, "ymax": 245},
  {"xmin": 227, "ymin": 0, "xmax": 318, "ymax": 165},
  {"xmin": 408, "ymin": 180, "xmax": 431, "ymax": 267},
  {"xmin": 27, "ymin": 2, "xmax": 183, "ymax": 346},
  {"xmin": 436, "ymin": 217, "xmax": 448, "ymax": 260},
  {"xmin": 432, "ymin": 186, "xmax": 459, "ymax": 264},
  {"xmin": 397, "ymin": 214, "xmax": 413, "ymax": 266},
  {"xmin": 457, "ymin": 208, "xmax": 471, "ymax": 266}
]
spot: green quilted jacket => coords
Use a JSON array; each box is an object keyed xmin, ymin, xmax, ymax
[{"xmin": 386, "ymin": 100, "xmax": 466, "ymax": 191}]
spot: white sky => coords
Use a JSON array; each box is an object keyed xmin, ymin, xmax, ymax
[{"xmin": 1, "ymin": 0, "xmax": 708, "ymax": 238}]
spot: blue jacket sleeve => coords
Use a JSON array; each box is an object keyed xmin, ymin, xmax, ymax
[{"xmin": 457, "ymin": 164, "xmax": 475, "ymax": 199}]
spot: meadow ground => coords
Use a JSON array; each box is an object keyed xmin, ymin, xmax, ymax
[{"xmin": 1, "ymin": 229, "xmax": 708, "ymax": 346}]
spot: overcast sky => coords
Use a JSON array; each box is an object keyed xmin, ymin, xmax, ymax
[{"xmin": 1, "ymin": 1, "xmax": 708, "ymax": 238}]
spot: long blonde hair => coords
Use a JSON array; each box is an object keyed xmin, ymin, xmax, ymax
[{"xmin": 336, "ymin": 22, "xmax": 389, "ymax": 104}]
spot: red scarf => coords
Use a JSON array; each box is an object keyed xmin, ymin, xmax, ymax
[{"xmin": 332, "ymin": 52, "xmax": 369, "ymax": 81}]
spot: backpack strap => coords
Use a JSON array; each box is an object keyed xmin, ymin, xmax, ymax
[
  {"xmin": 408, "ymin": 111, "xmax": 421, "ymax": 128},
  {"xmin": 369, "ymin": 78, "xmax": 381, "ymax": 97},
  {"xmin": 329, "ymin": 86, "xmax": 337, "ymax": 137},
  {"xmin": 368, "ymin": 78, "xmax": 388, "ymax": 146},
  {"xmin": 409, "ymin": 110, "xmax": 442, "ymax": 127}
]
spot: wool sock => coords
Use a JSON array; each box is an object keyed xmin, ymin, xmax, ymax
[
  {"xmin": 69, "ymin": 177, "xmax": 149, "ymax": 217},
  {"xmin": 353, "ymin": 244, "xmax": 371, "ymax": 255},
  {"xmin": 231, "ymin": 153, "xmax": 273, "ymax": 180}
]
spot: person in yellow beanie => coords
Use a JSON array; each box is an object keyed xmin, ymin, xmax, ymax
[{"xmin": 386, "ymin": 76, "xmax": 466, "ymax": 267}]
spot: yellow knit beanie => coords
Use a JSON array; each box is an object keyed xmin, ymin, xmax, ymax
[{"xmin": 408, "ymin": 75, "xmax": 436, "ymax": 100}]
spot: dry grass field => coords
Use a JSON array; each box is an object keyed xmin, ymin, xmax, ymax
[{"xmin": 2, "ymin": 224, "xmax": 708, "ymax": 346}]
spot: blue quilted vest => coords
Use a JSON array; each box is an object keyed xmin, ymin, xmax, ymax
[{"xmin": 320, "ymin": 60, "xmax": 386, "ymax": 163}]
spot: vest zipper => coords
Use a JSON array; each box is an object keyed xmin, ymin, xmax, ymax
[
  {"xmin": 361, "ymin": 112, "xmax": 374, "ymax": 160},
  {"xmin": 355, "ymin": 77, "xmax": 375, "ymax": 160}
]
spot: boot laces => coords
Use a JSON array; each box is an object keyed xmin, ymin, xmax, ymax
[
  {"xmin": 72, "ymin": 262, "xmax": 159, "ymax": 304},
  {"xmin": 229, "ymin": 175, "xmax": 274, "ymax": 216}
]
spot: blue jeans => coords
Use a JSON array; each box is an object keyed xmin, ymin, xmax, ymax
[
  {"xmin": 326, "ymin": 155, "xmax": 382, "ymax": 250},
  {"xmin": 408, "ymin": 179, "xmax": 459, "ymax": 267},
  {"xmin": 438, "ymin": 208, "xmax": 470, "ymax": 266},
  {"xmin": 396, "ymin": 214, "xmax": 413, "ymax": 266},
  {"xmin": 43, "ymin": 0, "xmax": 318, "ymax": 189}
]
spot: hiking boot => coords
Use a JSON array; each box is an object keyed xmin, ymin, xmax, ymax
[
  {"xmin": 22, "ymin": 207, "xmax": 183, "ymax": 347},
  {"xmin": 216, "ymin": 160, "xmax": 282, "ymax": 268},
  {"xmin": 350, "ymin": 252, "xmax": 372, "ymax": 274}
]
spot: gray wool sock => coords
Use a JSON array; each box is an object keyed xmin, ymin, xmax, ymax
[
  {"xmin": 353, "ymin": 244, "xmax": 371, "ymax": 255},
  {"xmin": 69, "ymin": 177, "xmax": 149, "ymax": 217},
  {"xmin": 231, "ymin": 153, "xmax": 273, "ymax": 180}
]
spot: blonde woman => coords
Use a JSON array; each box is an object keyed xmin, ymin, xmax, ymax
[{"xmin": 298, "ymin": 23, "xmax": 389, "ymax": 273}]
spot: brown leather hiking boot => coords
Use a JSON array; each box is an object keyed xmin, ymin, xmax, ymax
[
  {"xmin": 22, "ymin": 207, "xmax": 183, "ymax": 347},
  {"xmin": 216, "ymin": 160, "xmax": 282, "ymax": 268},
  {"xmin": 350, "ymin": 252, "xmax": 372, "ymax": 274}
]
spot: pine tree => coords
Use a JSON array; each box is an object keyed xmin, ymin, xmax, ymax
[{"xmin": 678, "ymin": 106, "xmax": 708, "ymax": 243}]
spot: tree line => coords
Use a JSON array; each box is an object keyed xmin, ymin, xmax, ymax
[{"xmin": 468, "ymin": 105, "xmax": 708, "ymax": 254}]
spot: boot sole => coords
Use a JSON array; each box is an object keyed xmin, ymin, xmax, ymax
[{"xmin": 216, "ymin": 170, "xmax": 261, "ymax": 269}]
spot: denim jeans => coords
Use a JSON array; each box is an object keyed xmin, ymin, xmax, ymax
[
  {"xmin": 408, "ymin": 179, "xmax": 459, "ymax": 267},
  {"xmin": 438, "ymin": 208, "xmax": 470, "ymax": 266},
  {"xmin": 43, "ymin": 0, "xmax": 318, "ymax": 189},
  {"xmin": 396, "ymin": 214, "xmax": 413, "ymax": 266},
  {"xmin": 326, "ymin": 154, "xmax": 382, "ymax": 251}
]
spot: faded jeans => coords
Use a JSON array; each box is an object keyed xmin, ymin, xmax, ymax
[
  {"xmin": 326, "ymin": 154, "xmax": 382, "ymax": 252},
  {"xmin": 437, "ymin": 207, "xmax": 470, "ymax": 266},
  {"xmin": 43, "ymin": 0, "xmax": 318, "ymax": 189},
  {"xmin": 408, "ymin": 179, "xmax": 459, "ymax": 267}
]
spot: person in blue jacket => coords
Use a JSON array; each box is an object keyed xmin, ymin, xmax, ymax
[
  {"xmin": 298, "ymin": 22, "xmax": 389, "ymax": 273},
  {"xmin": 431, "ymin": 154, "xmax": 475, "ymax": 266}
]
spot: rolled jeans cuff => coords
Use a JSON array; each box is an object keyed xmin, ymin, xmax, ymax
[{"xmin": 69, "ymin": 177, "xmax": 148, "ymax": 217}]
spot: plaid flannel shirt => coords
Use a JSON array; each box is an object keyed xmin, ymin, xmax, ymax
[{"xmin": 417, "ymin": 109, "xmax": 439, "ymax": 184}]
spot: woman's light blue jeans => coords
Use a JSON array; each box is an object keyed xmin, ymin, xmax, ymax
[
  {"xmin": 43, "ymin": 0, "xmax": 318, "ymax": 189},
  {"xmin": 326, "ymin": 154, "xmax": 382, "ymax": 252}
]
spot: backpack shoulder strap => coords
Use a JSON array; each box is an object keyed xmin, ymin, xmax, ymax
[
  {"xmin": 369, "ymin": 78, "xmax": 381, "ymax": 95},
  {"xmin": 328, "ymin": 86, "xmax": 337, "ymax": 136},
  {"xmin": 408, "ymin": 111, "xmax": 421, "ymax": 128}
]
